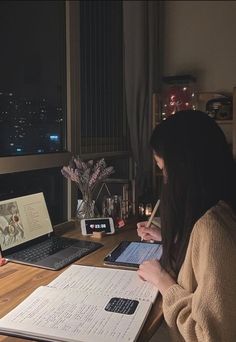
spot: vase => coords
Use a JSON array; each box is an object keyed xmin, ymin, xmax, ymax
[{"xmin": 76, "ymin": 192, "xmax": 96, "ymax": 220}]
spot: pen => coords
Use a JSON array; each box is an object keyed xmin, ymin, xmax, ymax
[{"xmin": 141, "ymin": 199, "xmax": 160, "ymax": 241}]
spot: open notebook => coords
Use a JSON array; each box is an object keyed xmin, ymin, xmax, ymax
[{"xmin": 0, "ymin": 192, "xmax": 102, "ymax": 270}]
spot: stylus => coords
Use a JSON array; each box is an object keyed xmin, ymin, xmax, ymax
[
  {"xmin": 146, "ymin": 199, "xmax": 160, "ymax": 228},
  {"xmin": 141, "ymin": 199, "xmax": 160, "ymax": 242}
]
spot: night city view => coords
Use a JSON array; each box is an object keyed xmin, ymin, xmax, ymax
[
  {"xmin": 0, "ymin": 91, "xmax": 64, "ymax": 157},
  {"xmin": 0, "ymin": 1, "xmax": 66, "ymax": 157}
]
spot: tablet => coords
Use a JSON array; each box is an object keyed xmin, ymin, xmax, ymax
[{"xmin": 104, "ymin": 241, "xmax": 163, "ymax": 269}]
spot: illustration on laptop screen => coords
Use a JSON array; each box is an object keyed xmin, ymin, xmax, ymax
[
  {"xmin": 0, "ymin": 193, "xmax": 102, "ymax": 270},
  {"xmin": 0, "ymin": 193, "xmax": 53, "ymax": 251}
]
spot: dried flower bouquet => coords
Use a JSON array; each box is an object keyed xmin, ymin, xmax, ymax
[{"xmin": 61, "ymin": 156, "xmax": 115, "ymax": 218}]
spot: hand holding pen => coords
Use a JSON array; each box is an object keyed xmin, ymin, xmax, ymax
[{"xmin": 137, "ymin": 199, "xmax": 161, "ymax": 242}]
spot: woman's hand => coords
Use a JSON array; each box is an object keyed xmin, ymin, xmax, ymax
[
  {"xmin": 137, "ymin": 221, "xmax": 162, "ymax": 241},
  {"xmin": 137, "ymin": 260, "xmax": 176, "ymax": 295}
]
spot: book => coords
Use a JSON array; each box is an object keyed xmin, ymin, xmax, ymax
[{"xmin": 0, "ymin": 265, "xmax": 159, "ymax": 342}]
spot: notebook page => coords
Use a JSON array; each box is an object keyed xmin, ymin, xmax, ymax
[
  {"xmin": 0, "ymin": 286, "xmax": 151, "ymax": 342},
  {"xmin": 48, "ymin": 264, "xmax": 158, "ymax": 303}
]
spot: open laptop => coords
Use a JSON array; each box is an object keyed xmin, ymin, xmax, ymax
[{"xmin": 0, "ymin": 192, "xmax": 103, "ymax": 270}]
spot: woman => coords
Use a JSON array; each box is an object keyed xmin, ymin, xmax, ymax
[{"xmin": 137, "ymin": 110, "xmax": 236, "ymax": 341}]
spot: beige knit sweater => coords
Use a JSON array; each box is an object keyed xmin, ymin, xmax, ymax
[{"xmin": 162, "ymin": 201, "xmax": 236, "ymax": 342}]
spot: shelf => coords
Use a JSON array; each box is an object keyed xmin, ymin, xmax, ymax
[
  {"xmin": 216, "ymin": 120, "xmax": 233, "ymax": 125},
  {"xmin": 152, "ymin": 87, "xmax": 236, "ymax": 195}
]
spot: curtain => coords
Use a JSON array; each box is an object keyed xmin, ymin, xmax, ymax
[{"xmin": 123, "ymin": 0, "xmax": 161, "ymax": 203}]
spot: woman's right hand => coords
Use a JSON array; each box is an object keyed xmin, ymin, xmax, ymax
[{"xmin": 137, "ymin": 221, "xmax": 162, "ymax": 242}]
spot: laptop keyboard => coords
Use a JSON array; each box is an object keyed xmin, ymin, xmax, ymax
[
  {"xmin": 8, "ymin": 236, "xmax": 102, "ymax": 264},
  {"xmin": 52, "ymin": 249, "xmax": 93, "ymax": 270}
]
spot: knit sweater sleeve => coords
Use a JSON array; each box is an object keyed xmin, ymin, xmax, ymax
[{"xmin": 162, "ymin": 210, "xmax": 236, "ymax": 342}]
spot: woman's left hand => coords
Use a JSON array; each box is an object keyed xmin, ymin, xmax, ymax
[{"xmin": 137, "ymin": 260, "xmax": 176, "ymax": 295}]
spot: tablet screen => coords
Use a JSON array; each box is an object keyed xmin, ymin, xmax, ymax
[
  {"xmin": 104, "ymin": 241, "xmax": 163, "ymax": 268},
  {"xmin": 116, "ymin": 242, "xmax": 162, "ymax": 264}
]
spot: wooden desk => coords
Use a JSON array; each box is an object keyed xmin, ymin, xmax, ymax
[{"xmin": 0, "ymin": 220, "xmax": 163, "ymax": 342}]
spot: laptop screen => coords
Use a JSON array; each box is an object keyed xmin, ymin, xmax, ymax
[{"xmin": 0, "ymin": 193, "xmax": 53, "ymax": 252}]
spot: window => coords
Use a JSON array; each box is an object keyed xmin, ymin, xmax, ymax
[
  {"xmin": 0, "ymin": 0, "xmax": 66, "ymax": 156},
  {"xmin": 0, "ymin": 1, "xmax": 131, "ymax": 225},
  {"xmin": 0, "ymin": 1, "xmax": 70, "ymax": 224}
]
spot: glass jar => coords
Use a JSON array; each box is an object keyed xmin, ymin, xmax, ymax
[
  {"xmin": 76, "ymin": 191, "xmax": 96, "ymax": 220},
  {"xmin": 102, "ymin": 196, "xmax": 113, "ymax": 217},
  {"xmin": 110, "ymin": 195, "xmax": 122, "ymax": 227}
]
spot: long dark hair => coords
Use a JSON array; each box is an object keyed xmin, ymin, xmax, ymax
[{"xmin": 150, "ymin": 110, "xmax": 236, "ymax": 274}]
